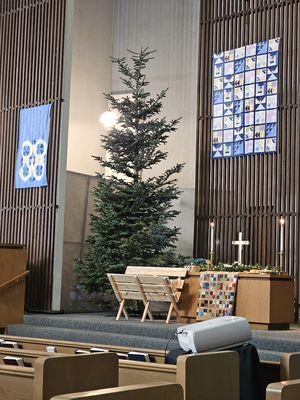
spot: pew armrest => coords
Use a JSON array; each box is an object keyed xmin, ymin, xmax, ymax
[
  {"xmin": 267, "ymin": 379, "xmax": 300, "ymax": 400},
  {"xmin": 49, "ymin": 383, "xmax": 183, "ymax": 400},
  {"xmin": 280, "ymin": 353, "xmax": 300, "ymax": 380}
]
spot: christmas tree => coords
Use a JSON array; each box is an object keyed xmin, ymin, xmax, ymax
[{"xmin": 76, "ymin": 48, "xmax": 184, "ymax": 296}]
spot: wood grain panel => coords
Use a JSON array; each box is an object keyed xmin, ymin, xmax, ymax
[
  {"xmin": 0, "ymin": 0, "xmax": 66, "ymax": 310},
  {"xmin": 194, "ymin": 0, "xmax": 300, "ymax": 316}
]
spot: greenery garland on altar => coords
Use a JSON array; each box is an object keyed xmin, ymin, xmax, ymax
[{"xmin": 188, "ymin": 258, "xmax": 283, "ymax": 274}]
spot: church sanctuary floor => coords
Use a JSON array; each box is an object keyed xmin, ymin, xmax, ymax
[{"xmin": 7, "ymin": 313, "xmax": 300, "ymax": 363}]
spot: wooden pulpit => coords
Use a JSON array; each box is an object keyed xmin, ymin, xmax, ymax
[{"xmin": 0, "ymin": 244, "xmax": 28, "ymax": 329}]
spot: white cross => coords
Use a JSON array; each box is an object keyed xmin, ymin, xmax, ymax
[{"xmin": 232, "ymin": 232, "xmax": 250, "ymax": 264}]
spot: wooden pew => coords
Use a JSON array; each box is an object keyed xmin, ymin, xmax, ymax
[
  {"xmin": 3, "ymin": 334, "xmax": 300, "ymax": 400},
  {"xmin": 0, "ymin": 352, "xmax": 118, "ymax": 400},
  {"xmin": 51, "ymin": 383, "xmax": 183, "ymax": 400},
  {"xmin": 266, "ymin": 379, "xmax": 300, "ymax": 400},
  {"xmin": 1, "ymin": 333, "xmax": 298, "ymax": 383},
  {"xmin": 0, "ymin": 335, "xmax": 239, "ymax": 400}
]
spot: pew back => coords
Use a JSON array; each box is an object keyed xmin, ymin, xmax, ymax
[
  {"xmin": 50, "ymin": 383, "xmax": 183, "ymax": 400},
  {"xmin": 34, "ymin": 353, "xmax": 118, "ymax": 400},
  {"xmin": 0, "ymin": 365, "xmax": 34, "ymax": 400},
  {"xmin": 266, "ymin": 379, "xmax": 300, "ymax": 400},
  {"xmin": 0, "ymin": 352, "xmax": 118, "ymax": 400}
]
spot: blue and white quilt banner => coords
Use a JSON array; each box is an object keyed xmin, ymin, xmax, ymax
[
  {"xmin": 15, "ymin": 104, "xmax": 52, "ymax": 189},
  {"xmin": 212, "ymin": 38, "xmax": 280, "ymax": 159}
]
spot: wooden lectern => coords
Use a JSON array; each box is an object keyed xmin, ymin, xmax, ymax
[{"xmin": 0, "ymin": 244, "xmax": 28, "ymax": 330}]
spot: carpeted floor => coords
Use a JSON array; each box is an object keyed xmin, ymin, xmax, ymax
[{"xmin": 7, "ymin": 313, "xmax": 300, "ymax": 362}]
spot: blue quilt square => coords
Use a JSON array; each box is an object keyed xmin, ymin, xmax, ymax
[
  {"xmin": 233, "ymin": 141, "xmax": 244, "ymax": 155},
  {"xmin": 213, "ymin": 53, "xmax": 224, "ymax": 65},
  {"xmin": 213, "ymin": 90, "xmax": 224, "ymax": 104},
  {"xmin": 234, "ymin": 59, "xmax": 245, "ymax": 73},
  {"xmin": 255, "ymin": 96, "xmax": 266, "ymax": 111},
  {"xmin": 257, "ymin": 40, "xmax": 268, "ymax": 54},
  {"xmin": 224, "ymin": 101, "xmax": 234, "ymax": 115},
  {"xmin": 267, "ymin": 66, "xmax": 278, "ymax": 81},
  {"xmin": 234, "ymin": 100, "xmax": 244, "ymax": 114},
  {"xmin": 234, "ymin": 127, "xmax": 244, "ymax": 141},
  {"xmin": 266, "ymin": 123, "xmax": 277, "ymax": 137},
  {"xmin": 212, "ymin": 144, "xmax": 223, "ymax": 158},
  {"xmin": 224, "ymin": 74, "xmax": 234, "ymax": 89}
]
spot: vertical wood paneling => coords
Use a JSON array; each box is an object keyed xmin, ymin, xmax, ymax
[
  {"xmin": 0, "ymin": 0, "xmax": 66, "ymax": 310},
  {"xmin": 195, "ymin": 0, "xmax": 300, "ymax": 312}
]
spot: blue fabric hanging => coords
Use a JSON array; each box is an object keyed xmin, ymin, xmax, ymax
[{"xmin": 15, "ymin": 104, "xmax": 52, "ymax": 189}]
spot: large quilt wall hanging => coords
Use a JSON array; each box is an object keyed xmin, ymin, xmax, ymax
[{"xmin": 212, "ymin": 38, "xmax": 280, "ymax": 159}]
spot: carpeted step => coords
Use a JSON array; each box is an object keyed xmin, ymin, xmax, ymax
[
  {"xmin": 20, "ymin": 313, "xmax": 181, "ymax": 340},
  {"xmin": 7, "ymin": 324, "xmax": 180, "ymax": 351},
  {"xmin": 251, "ymin": 332, "xmax": 300, "ymax": 353},
  {"xmin": 257, "ymin": 349, "xmax": 289, "ymax": 363}
]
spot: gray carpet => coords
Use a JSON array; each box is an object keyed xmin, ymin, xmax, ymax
[{"xmin": 7, "ymin": 313, "xmax": 300, "ymax": 362}]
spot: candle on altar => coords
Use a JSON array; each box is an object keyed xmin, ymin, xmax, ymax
[
  {"xmin": 279, "ymin": 217, "xmax": 285, "ymax": 253},
  {"xmin": 210, "ymin": 222, "xmax": 214, "ymax": 254}
]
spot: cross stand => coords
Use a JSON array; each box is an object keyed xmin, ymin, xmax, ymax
[{"xmin": 232, "ymin": 232, "xmax": 250, "ymax": 264}]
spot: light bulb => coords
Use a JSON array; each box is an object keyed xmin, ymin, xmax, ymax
[
  {"xmin": 99, "ymin": 110, "xmax": 118, "ymax": 128},
  {"xmin": 279, "ymin": 217, "xmax": 285, "ymax": 226}
]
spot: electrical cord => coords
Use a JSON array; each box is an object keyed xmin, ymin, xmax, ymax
[{"xmin": 164, "ymin": 329, "xmax": 185, "ymax": 358}]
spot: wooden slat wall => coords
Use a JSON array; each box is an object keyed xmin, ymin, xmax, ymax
[
  {"xmin": 194, "ymin": 0, "xmax": 300, "ymax": 308},
  {"xmin": 0, "ymin": 0, "xmax": 66, "ymax": 310}
]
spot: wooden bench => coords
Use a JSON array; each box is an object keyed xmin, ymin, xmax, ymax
[
  {"xmin": 3, "ymin": 334, "xmax": 300, "ymax": 400},
  {"xmin": 51, "ymin": 383, "xmax": 183, "ymax": 400},
  {"xmin": 108, "ymin": 266, "xmax": 187, "ymax": 323},
  {"xmin": 0, "ymin": 352, "xmax": 118, "ymax": 400},
  {"xmin": 0, "ymin": 335, "xmax": 238, "ymax": 400},
  {"xmin": 266, "ymin": 379, "xmax": 300, "ymax": 399},
  {"xmin": 4, "ymin": 335, "xmax": 300, "ymax": 400}
]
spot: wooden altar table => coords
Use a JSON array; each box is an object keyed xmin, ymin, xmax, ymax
[{"xmin": 177, "ymin": 271, "xmax": 295, "ymax": 330}]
